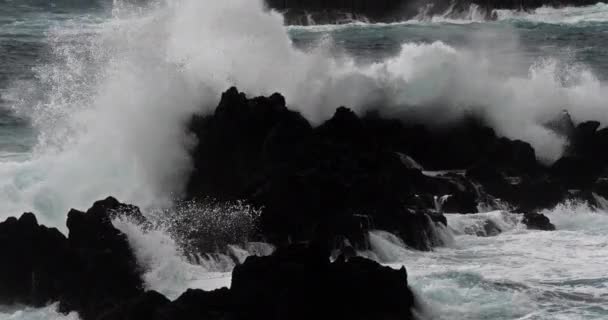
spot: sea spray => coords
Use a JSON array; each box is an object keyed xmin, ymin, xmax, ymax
[
  {"xmin": 0, "ymin": 304, "xmax": 79, "ymax": 320},
  {"xmin": 4, "ymin": 0, "xmax": 608, "ymax": 228},
  {"xmin": 113, "ymin": 216, "xmax": 274, "ymax": 299}
]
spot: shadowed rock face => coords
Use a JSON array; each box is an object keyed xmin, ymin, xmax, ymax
[
  {"xmin": 1, "ymin": 210, "xmax": 419, "ymax": 320},
  {"xmin": 0, "ymin": 197, "xmax": 144, "ymax": 320},
  {"xmin": 522, "ymin": 212, "xmax": 556, "ymax": 231},
  {"xmin": 187, "ymin": 88, "xmax": 608, "ymax": 248},
  {"xmin": 186, "ymin": 88, "xmax": 566, "ymax": 251},
  {"xmin": 187, "ymin": 87, "xmax": 467, "ymax": 251},
  {"xmin": 100, "ymin": 244, "xmax": 417, "ymax": 320}
]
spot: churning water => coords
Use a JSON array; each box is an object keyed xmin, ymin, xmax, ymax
[{"xmin": 1, "ymin": 0, "xmax": 608, "ymax": 318}]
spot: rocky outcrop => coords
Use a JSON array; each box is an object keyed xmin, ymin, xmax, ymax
[
  {"xmin": 187, "ymin": 88, "xmax": 472, "ymax": 251},
  {"xmin": 1, "ymin": 207, "xmax": 418, "ymax": 320},
  {"xmin": 100, "ymin": 244, "xmax": 417, "ymax": 320},
  {"xmin": 186, "ymin": 88, "xmax": 569, "ymax": 250},
  {"xmin": 522, "ymin": 212, "xmax": 556, "ymax": 231},
  {"xmin": 0, "ymin": 197, "xmax": 145, "ymax": 320},
  {"xmin": 265, "ymin": 0, "xmax": 599, "ymax": 24}
]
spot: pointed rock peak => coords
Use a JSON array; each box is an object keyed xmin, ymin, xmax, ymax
[
  {"xmin": 333, "ymin": 106, "xmax": 359, "ymax": 121},
  {"xmin": 324, "ymin": 106, "xmax": 363, "ymax": 129},
  {"xmin": 18, "ymin": 212, "xmax": 38, "ymax": 228},
  {"xmin": 269, "ymin": 92, "xmax": 286, "ymax": 109},
  {"xmin": 216, "ymin": 87, "xmax": 247, "ymax": 114}
]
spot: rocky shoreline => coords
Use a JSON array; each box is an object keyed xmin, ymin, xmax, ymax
[
  {"xmin": 2, "ymin": 87, "xmax": 608, "ymax": 318},
  {"xmin": 264, "ymin": 0, "xmax": 600, "ymax": 24}
]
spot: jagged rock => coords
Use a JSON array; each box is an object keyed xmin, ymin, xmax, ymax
[
  {"xmin": 0, "ymin": 213, "xmax": 70, "ymax": 306},
  {"xmin": 230, "ymin": 244, "xmax": 415, "ymax": 320},
  {"xmin": 522, "ymin": 212, "xmax": 556, "ymax": 231},
  {"xmin": 103, "ymin": 244, "xmax": 416, "ymax": 320},
  {"xmin": 61, "ymin": 199, "xmax": 144, "ymax": 319},
  {"xmin": 265, "ymin": 0, "xmax": 599, "ymax": 24},
  {"xmin": 187, "ymin": 88, "xmax": 580, "ymax": 250},
  {"xmin": 187, "ymin": 88, "xmax": 451, "ymax": 251},
  {"xmin": 0, "ymin": 198, "xmax": 145, "ymax": 320},
  {"xmin": 442, "ymin": 192, "xmax": 478, "ymax": 213},
  {"xmin": 467, "ymin": 162, "xmax": 566, "ymax": 212}
]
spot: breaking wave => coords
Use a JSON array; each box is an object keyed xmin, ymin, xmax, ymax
[{"xmin": 1, "ymin": 0, "xmax": 608, "ymax": 229}]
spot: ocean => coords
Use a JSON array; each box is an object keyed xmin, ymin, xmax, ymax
[{"xmin": 0, "ymin": 0, "xmax": 607, "ymax": 319}]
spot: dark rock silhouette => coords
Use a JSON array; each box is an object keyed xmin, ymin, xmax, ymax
[
  {"xmin": 0, "ymin": 201, "xmax": 418, "ymax": 320},
  {"xmin": 0, "ymin": 197, "xmax": 144, "ymax": 320},
  {"xmin": 187, "ymin": 87, "xmax": 461, "ymax": 251},
  {"xmin": 101, "ymin": 244, "xmax": 416, "ymax": 320},
  {"xmin": 264, "ymin": 0, "xmax": 599, "ymax": 25},
  {"xmin": 186, "ymin": 88, "xmax": 570, "ymax": 250},
  {"xmin": 522, "ymin": 212, "xmax": 556, "ymax": 231}
]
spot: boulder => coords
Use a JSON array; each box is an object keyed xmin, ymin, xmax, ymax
[{"xmin": 522, "ymin": 212, "xmax": 556, "ymax": 231}]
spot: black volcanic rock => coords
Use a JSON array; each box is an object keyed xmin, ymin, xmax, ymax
[
  {"xmin": 186, "ymin": 88, "xmax": 575, "ymax": 250},
  {"xmin": 550, "ymin": 156, "xmax": 603, "ymax": 189},
  {"xmin": 187, "ymin": 87, "xmax": 454, "ymax": 251},
  {"xmin": 0, "ymin": 198, "xmax": 145, "ymax": 320},
  {"xmin": 103, "ymin": 244, "xmax": 416, "ymax": 320},
  {"xmin": 61, "ymin": 199, "xmax": 144, "ymax": 319},
  {"xmin": 522, "ymin": 212, "xmax": 556, "ymax": 231},
  {"xmin": 230, "ymin": 244, "xmax": 415, "ymax": 320},
  {"xmin": 265, "ymin": 0, "xmax": 599, "ymax": 24},
  {"xmin": 0, "ymin": 213, "xmax": 70, "ymax": 306}
]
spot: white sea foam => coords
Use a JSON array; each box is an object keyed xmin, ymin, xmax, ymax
[
  {"xmin": 364, "ymin": 207, "xmax": 608, "ymax": 319},
  {"xmin": 0, "ymin": 304, "xmax": 78, "ymax": 320},
  {"xmin": 446, "ymin": 211, "xmax": 524, "ymax": 236}
]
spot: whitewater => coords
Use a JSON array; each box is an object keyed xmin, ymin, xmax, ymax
[{"xmin": 1, "ymin": 0, "xmax": 608, "ymax": 319}]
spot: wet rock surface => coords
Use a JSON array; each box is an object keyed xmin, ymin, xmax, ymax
[
  {"xmin": 264, "ymin": 0, "xmax": 599, "ymax": 24},
  {"xmin": 186, "ymin": 88, "xmax": 589, "ymax": 251},
  {"xmin": 101, "ymin": 244, "xmax": 416, "ymax": 320},
  {"xmin": 0, "ymin": 197, "xmax": 144, "ymax": 320}
]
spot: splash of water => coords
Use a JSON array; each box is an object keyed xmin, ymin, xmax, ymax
[
  {"xmin": 113, "ymin": 217, "xmax": 274, "ymax": 299},
  {"xmin": 0, "ymin": 304, "xmax": 78, "ymax": 320},
  {"xmin": 3, "ymin": 0, "xmax": 608, "ymax": 229}
]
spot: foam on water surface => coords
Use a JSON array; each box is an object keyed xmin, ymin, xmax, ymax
[{"xmin": 366, "ymin": 206, "xmax": 608, "ymax": 320}]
